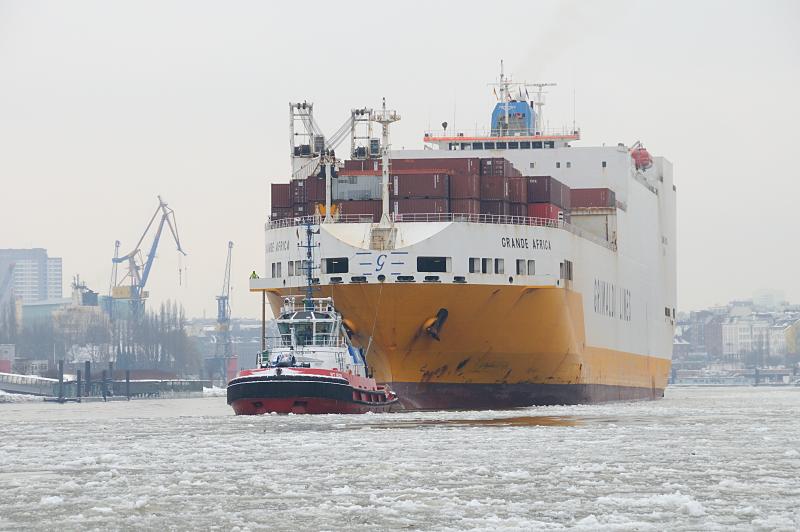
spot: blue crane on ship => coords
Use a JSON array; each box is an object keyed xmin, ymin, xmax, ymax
[{"xmin": 111, "ymin": 196, "xmax": 185, "ymax": 318}]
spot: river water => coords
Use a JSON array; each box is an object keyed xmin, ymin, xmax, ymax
[{"xmin": 1, "ymin": 387, "xmax": 799, "ymax": 531}]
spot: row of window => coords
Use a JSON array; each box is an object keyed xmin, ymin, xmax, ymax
[
  {"xmin": 272, "ymin": 256, "xmax": 560, "ymax": 278},
  {"xmin": 449, "ymin": 140, "xmax": 557, "ymax": 151},
  {"xmin": 469, "ymin": 258, "xmax": 537, "ymax": 276},
  {"xmin": 522, "ymin": 161, "xmax": 607, "ymax": 170}
]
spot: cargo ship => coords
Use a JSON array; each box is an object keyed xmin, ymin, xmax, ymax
[{"xmin": 250, "ymin": 65, "xmax": 676, "ymax": 409}]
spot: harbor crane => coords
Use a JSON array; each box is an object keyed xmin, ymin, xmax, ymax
[
  {"xmin": 111, "ymin": 196, "xmax": 185, "ymax": 318},
  {"xmin": 216, "ymin": 240, "xmax": 234, "ymax": 357},
  {"xmin": 206, "ymin": 241, "xmax": 234, "ymax": 386}
]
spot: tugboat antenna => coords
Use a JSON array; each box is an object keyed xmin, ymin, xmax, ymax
[{"xmin": 300, "ymin": 218, "xmax": 320, "ymax": 310}]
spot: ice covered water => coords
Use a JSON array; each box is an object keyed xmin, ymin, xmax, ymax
[{"xmin": 1, "ymin": 387, "xmax": 799, "ymax": 530}]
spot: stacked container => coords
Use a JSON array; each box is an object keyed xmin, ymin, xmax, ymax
[
  {"xmin": 476, "ymin": 157, "xmax": 522, "ymax": 216},
  {"xmin": 525, "ymin": 175, "xmax": 571, "ymax": 222},
  {"xmin": 479, "ymin": 158, "xmax": 522, "ymax": 178},
  {"xmin": 336, "ymin": 199, "xmax": 382, "ymax": 222},
  {"xmin": 507, "ymin": 177, "xmax": 528, "ymax": 217},
  {"xmin": 571, "ymin": 188, "xmax": 616, "ymax": 208},
  {"xmin": 271, "ymin": 183, "xmax": 292, "ymax": 220}
]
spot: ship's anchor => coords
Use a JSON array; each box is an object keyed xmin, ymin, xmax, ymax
[{"xmin": 423, "ymin": 308, "xmax": 449, "ymax": 341}]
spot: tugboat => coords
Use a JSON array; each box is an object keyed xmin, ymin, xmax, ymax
[{"xmin": 226, "ymin": 223, "xmax": 399, "ymax": 415}]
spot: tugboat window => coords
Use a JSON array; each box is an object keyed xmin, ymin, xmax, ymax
[
  {"xmin": 324, "ymin": 258, "xmax": 349, "ymax": 274},
  {"xmin": 417, "ymin": 256, "xmax": 449, "ymax": 273}
]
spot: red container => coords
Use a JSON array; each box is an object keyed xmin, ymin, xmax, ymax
[
  {"xmin": 480, "ymin": 200, "xmax": 510, "ymax": 216},
  {"xmin": 509, "ymin": 203, "xmax": 527, "ymax": 217},
  {"xmin": 450, "ymin": 173, "xmax": 480, "ymax": 199},
  {"xmin": 292, "ymin": 203, "xmax": 309, "ymax": 217},
  {"xmin": 393, "ymin": 198, "xmax": 449, "ymax": 215},
  {"xmin": 337, "ymin": 199, "xmax": 383, "ymax": 222},
  {"xmin": 271, "ymin": 207, "xmax": 292, "ymax": 220},
  {"xmin": 571, "ymin": 188, "xmax": 616, "ymax": 208},
  {"xmin": 507, "ymin": 177, "xmax": 527, "ymax": 203},
  {"xmin": 343, "ymin": 159, "xmax": 380, "ymax": 172},
  {"xmin": 480, "ymin": 176, "xmax": 509, "ymax": 201},
  {"xmin": 527, "ymin": 202, "xmax": 564, "ymax": 221},
  {"xmin": 290, "ymin": 179, "xmax": 306, "ymax": 203},
  {"xmin": 480, "ymin": 158, "xmax": 520, "ymax": 178},
  {"xmin": 450, "ymin": 198, "xmax": 481, "ymax": 215},
  {"xmin": 526, "ymin": 175, "xmax": 571, "ymax": 209},
  {"xmin": 391, "ymin": 157, "xmax": 480, "ymax": 176},
  {"xmin": 391, "ymin": 172, "xmax": 450, "ymax": 198},
  {"xmin": 305, "ymin": 176, "xmax": 327, "ymax": 202},
  {"xmin": 271, "ymin": 183, "xmax": 291, "ymax": 208}
]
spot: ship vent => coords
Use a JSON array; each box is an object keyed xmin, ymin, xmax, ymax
[{"xmin": 370, "ymin": 226, "xmax": 397, "ymax": 250}]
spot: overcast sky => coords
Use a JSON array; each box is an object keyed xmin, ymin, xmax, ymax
[{"xmin": 1, "ymin": 0, "xmax": 798, "ymax": 318}]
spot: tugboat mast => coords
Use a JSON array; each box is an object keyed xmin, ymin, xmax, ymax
[{"xmin": 299, "ymin": 219, "xmax": 319, "ymax": 310}]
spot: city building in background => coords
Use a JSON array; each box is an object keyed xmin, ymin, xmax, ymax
[
  {"xmin": 0, "ymin": 248, "xmax": 63, "ymax": 303},
  {"xmin": 673, "ymin": 294, "xmax": 800, "ymax": 385}
]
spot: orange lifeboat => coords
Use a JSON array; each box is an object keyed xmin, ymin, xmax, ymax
[{"xmin": 631, "ymin": 146, "xmax": 653, "ymax": 170}]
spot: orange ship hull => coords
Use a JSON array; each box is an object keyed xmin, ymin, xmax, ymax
[{"xmin": 259, "ymin": 284, "xmax": 670, "ymax": 410}]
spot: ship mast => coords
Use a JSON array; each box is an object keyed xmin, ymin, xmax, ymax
[
  {"xmin": 527, "ymin": 82, "xmax": 557, "ymax": 134},
  {"xmin": 299, "ymin": 219, "xmax": 319, "ymax": 310},
  {"xmin": 371, "ymin": 98, "xmax": 400, "ymax": 225}
]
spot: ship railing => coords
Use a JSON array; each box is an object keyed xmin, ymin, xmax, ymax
[
  {"xmin": 263, "ymin": 333, "xmax": 347, "ymax": 350},
  {"xmin": 423, "ymin": 125, "xmax": 581, "ymax": 139},
  {"xmin": 267, "ymin": 214, "xmax": 374, "ymax": 230},
  {"xmin": 267, "ymin": 213, "xmax": 617, "ymax": 251}
]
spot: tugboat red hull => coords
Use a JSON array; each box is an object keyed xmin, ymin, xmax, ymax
[{"xmin": 227, "ymin": 371, "xmax": 400, "ymax": 415}]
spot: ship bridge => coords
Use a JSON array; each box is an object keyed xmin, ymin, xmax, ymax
[{"xmin": 424, "ymin": 63, "xmax": 579, "ymax": 151}]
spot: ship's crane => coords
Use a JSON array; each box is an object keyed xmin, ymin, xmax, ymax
[{"xmin": 111, "ymin": 196, "xmax": 185, "ymax": 317}]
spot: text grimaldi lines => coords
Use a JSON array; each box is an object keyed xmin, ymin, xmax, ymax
[{"xmin": 594, "ymin": 279, "xmax": 632, "ymax": 322}]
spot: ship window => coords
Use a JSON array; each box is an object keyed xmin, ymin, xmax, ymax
[
  {"xmin": 461, "ymin": 143, "xmax": 471, "ymax": 150},
  {"xmin": 532, "ymin": 141, "xmax": 543, "ymax": 149},
  {"xmin": 293, "ymin": 322, "xmax": 313, "ymax": 346},
  {"xmin": 560, "ymin": 260, "xmax": 573, "ymax": 281},
  {"xmin": 545, "ymin": 141, "xmax": 555, "ymax": 148},
  {"xmin": 288, "ymin": 261, "xmax": 294, "ymax": 276},
  {"xmin": 529, "ymin": 162, "xmax": 535, "ymax": 169},
  {"xmin": 472, "ymin": 142, "xmax": 483, "ymax": 150},
  {"xmin": 556, "ymin": 162, "xmax": 561, "ymax": 169},
  {"xmin": 496, "ymin": 142, "xmax": 507, "ymax": 149},
  {"xmin": 417, "ymin": 256, "xmax": 450, "ymax": 273},
  {"xmin": 566, "ymin": 162, "xmax": 572, "ymax": 168},
  {"xmin": 324, "ymin": 257, "xmax": 349, "ymax": 274},
  {"xmin": 520, "ymin": 141, "xmax": 531, "ymax": 149},
  {"xmin": 481, "ymin": 258, "xmax": 492, "ymax": 274},
  {"xmin": 516, "ymin": 259, "xmax": 525, "ymax": 275},
  {"xmin": 528, "ymin": 260, "xmax": 535, "ymax": 275},
  {"xmin": 315, "ymin": 321, "xmax": 333, "ymax": 335},
  {"xmin": 469, "ymin": 257, "xmax": 480, "ymax": 273},
  {"xmin": 602, "ymin": 161, "xmax": 607, "ymax": 168},
  {"xmin": 494, "ymin": 258, "xmax": 504, "ymax": 274},
  {"xmin": 665, "ymin": 307, "xmax": 671, "ymax": 318},
  {"xmin": 508, "ymin": 142, "xmax": 519, "ymax": 149},
  {"xmin": 484, "ymin": 142, "xmax": 495, "ymax": 149},
  {"xmin": 271, "ymin": 262, "xmax": 282, "ymax": 278}
]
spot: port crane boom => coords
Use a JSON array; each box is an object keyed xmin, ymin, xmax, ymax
[{"xmin": 111, "ymin": 195, "xmax": 185, "ymax": 316}]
